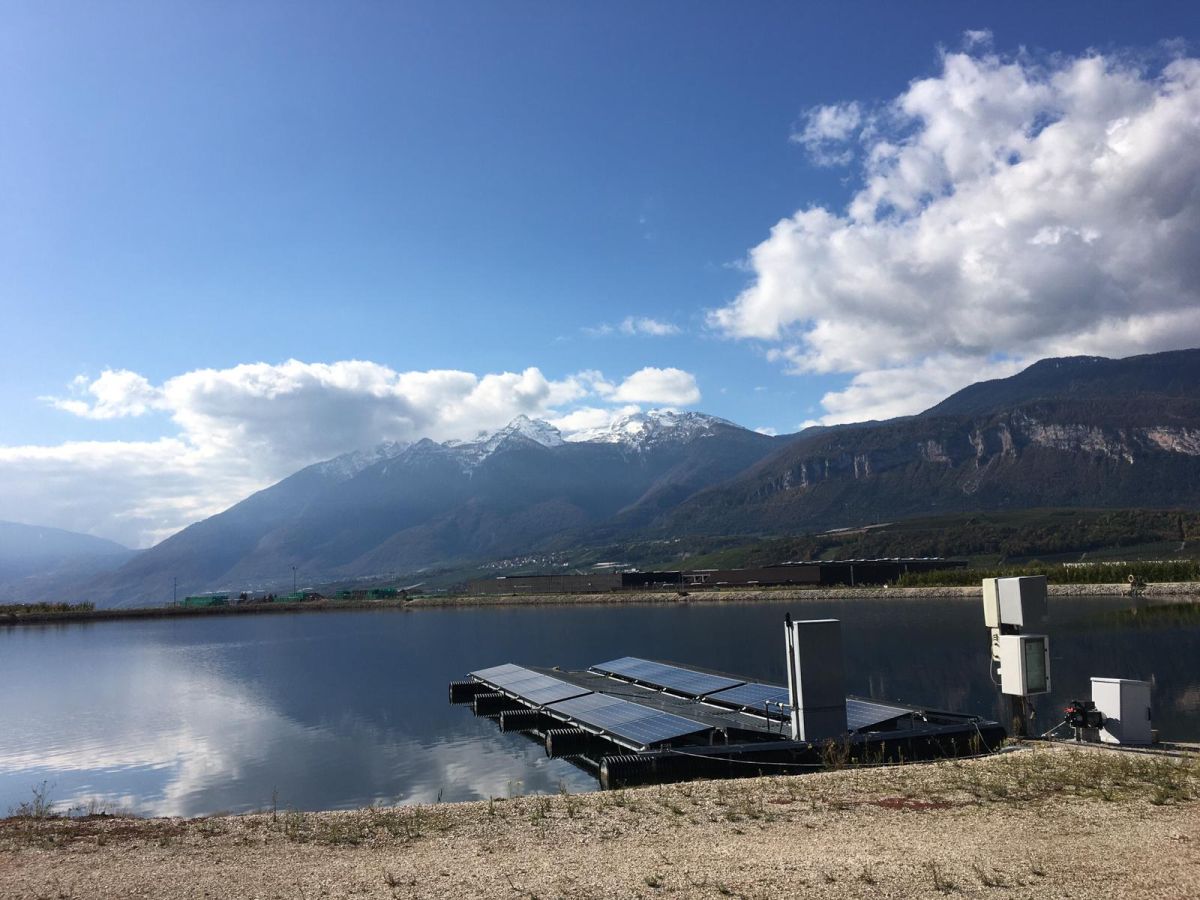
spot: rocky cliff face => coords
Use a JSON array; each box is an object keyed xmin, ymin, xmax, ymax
[{"xmin": 658, "ymin": 352, "xmax": 1200, "ymax": 535}]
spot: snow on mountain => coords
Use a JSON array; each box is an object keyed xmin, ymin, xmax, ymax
[
  {"xmin": 312, "ymin": 440, "xmax": 410, "ymax": 480},
  {"xmin": 320, "ymin": 411, "xmax": 742, "ymax": 478},
  {"xmin": 564, "ymin": 410, "xmax": 736, "ymax": 449},
  {"xmin": 440, "ymin": 415, "xmax": 566, "ymax": 470}
]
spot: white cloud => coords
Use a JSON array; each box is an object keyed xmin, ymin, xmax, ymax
[
  {"xmin": 47, "ymin": 369, "xmax": 164, "ymax": 419},
  {"xmin": 713, "ymin": 45, "xmax": 1200, "ymax": 424},
  {"xmin": 5, "ymin": 360, "xmax": 701, "ymax": 546},
  {"xmin": 620, "ymin": 316, "xmax": 680, "ymax": 336},
  {"xmin": 585, "ymin": 316, "xmax": 681, "ymax": 337},
  {"xmin": 791, "ymin": 101, "xmax": 863, "ymax": 166},
  {"xmin": 754, "ymin": 426, "xmax": 779, "ymax": 436},
  {"xmin": 611, "ymin": 367, "xmax": 702, "ymax": 405}
]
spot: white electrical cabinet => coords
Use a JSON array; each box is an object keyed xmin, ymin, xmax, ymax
[
  {"xmin": 1091, "ymin": 677, "xmax": 1153, "ymax": 745},
  {"xmin": 997, "ymin": 634, "xmax": 1051, "ymax": 696}
]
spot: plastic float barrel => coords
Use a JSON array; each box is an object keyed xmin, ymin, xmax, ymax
[
  {"xmin": 472, "ymin": 692, "xmax": 523, "ymax": 717},
  {"xmin": 600, "ymin": 754, "xmax": 664, "ymax": 789},
  {"xmin": 449, "ymin": 680, "xmax": 487, "ymax": 704},
  {"xmin": 499, "ymin": 709, "xmax": 552, "ymax": 732},
  {"xmin": 600, "ymin": 753, "xmax": 726, "ymax": 789},
  {"xmin": 544, "ymin": 728, "xmax": 602, "ymax": 758}
]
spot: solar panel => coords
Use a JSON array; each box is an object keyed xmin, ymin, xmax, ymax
[
  {"xmin": 591, "ymin": 656, "xmax": 743, "ymax": 697},
  {"xmin": 471, "ymin": 663, "xmax": 526, "ymax": 683},
  {"xmin": 547, "ymin": 692, "xmax": 710, "ymax": 748},
  {"xmin": 846, "ymin": 698, "xmax": 912, "ymax": 731},
  {"xmin": 469, "ymin": 664, "xmax": 591, "ymax": 706},
  {"xmin": 706, "ymin": 682, "xmax": 791, "ymax": 713}
]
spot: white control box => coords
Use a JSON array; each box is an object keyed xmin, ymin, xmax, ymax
[
  {"xmin": 997, "ymin": 576, "xmax": 1048, "ymax": 628},
  {"xmin": 998, "ymin": 634, "xmax": 1051, "ymax": 696},
  {"xmin": 1091, "ymin": 677, "xmax": 1152, "ymax": 745}
]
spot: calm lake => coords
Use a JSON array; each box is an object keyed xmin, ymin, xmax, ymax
[{"xmin": 1, "ymin": 595, "xmax": 1197, "ymax": 817}]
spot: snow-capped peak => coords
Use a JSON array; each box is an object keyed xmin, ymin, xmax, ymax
[
  {"xmin": 440, "ymin": 416, "xmax": 565, "ymax": 470},
  {"xmin": 489, "ymin": 415, "xmax": 565, "ymax": 449},
  {"xmin": 313, "ymin": 440, "xmax": 410, "ymax": 480},
  {"xmin": 565, "ymin": 409, "xmax": 735, "ymax": 449}
]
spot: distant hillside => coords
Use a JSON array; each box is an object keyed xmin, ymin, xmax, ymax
[
  {"xmin": 654, "ymin": 350, "xmax": 1200, "ymax": 536},
  {"xmin": 672, "ymin": 508, "xmax": 1199, "ymax": 571},
  {"xmin": 0, "ymin": 521, "xmax": 136, "ymax": 603}
]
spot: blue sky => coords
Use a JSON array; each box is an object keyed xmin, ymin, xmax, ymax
[{"xmin": 3, "ymin": 2, "xmax": 1200, "ymax": 545}]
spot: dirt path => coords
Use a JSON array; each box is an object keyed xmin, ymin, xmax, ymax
[{"xmin": 3, "ymin": 746, "xmax": 1197, "ymax": 899}]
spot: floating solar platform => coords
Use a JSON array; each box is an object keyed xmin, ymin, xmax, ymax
[
  {"xmin": 546, "ymin": 692, "xmax": 710, "ymax": 750},
  {"xmin": 470, "ymin": 664, "xmax": 592, "ymax": 707},
  {"xmin": 455, "ymin": 654, "xmax": 1004, "ymax": 788},
  {"xmin": 590, "ymin": 656, "xmax": 743, "ymax": 697}
]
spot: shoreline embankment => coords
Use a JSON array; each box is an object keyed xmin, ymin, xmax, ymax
[
  {"xmin": 3, "ymin": 581, "xmax": 1199, "ymax": 627},
  {"xmin": 1, "ymin": 744, "xmax": 1196, "ymax": 899}
]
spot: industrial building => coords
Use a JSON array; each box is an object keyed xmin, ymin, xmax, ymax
[{"xmin": 466, "ymin": 558, "xmax": 964, "ymax": 595}]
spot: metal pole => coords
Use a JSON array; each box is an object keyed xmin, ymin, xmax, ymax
[
  {"xmin": 292, "ymin": 566, "xmax": 297, "ymax": 593},
  {"xmin": 173, "ymin": 576, "xmax": 177, "ymax": 605}
]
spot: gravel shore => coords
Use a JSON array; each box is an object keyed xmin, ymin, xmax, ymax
[{"xmin": 3, "ymin": 745, "xmax": 1196, "ymax": 899}]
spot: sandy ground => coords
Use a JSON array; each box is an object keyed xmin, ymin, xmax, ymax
[{"xmin": 2, "ymin": 745, "xmax": 1197, "ymax": 900}]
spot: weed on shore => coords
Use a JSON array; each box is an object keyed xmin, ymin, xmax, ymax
[{"xmin": 943, "ymin": 745, "xmax": 1199, "ymax": 805}]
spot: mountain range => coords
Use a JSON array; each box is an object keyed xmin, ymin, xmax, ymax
[{"xmin": 13, "ymin": 348, "xmax": 1200, "ymax": 608}]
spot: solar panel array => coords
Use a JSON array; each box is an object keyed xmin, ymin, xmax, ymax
[
  {"xmin": 470, "ymin": 664, "xmax": 592, "ymax": 706},
  {"xmin": 591, "ymin": 656, "xmax": 743, "ymax": 697},
  {"xmin": 547, "ymin": 692, "xmax": 710, "ymax": 748},
  {"xmin": 706, "ymin": 681, "xmax": 791, "ymax": 713},
  {"xmin": 846, "ymin": 698, "xmax": 912, "ymax": 731},
  {"xmin": 470, "ymin": 660, "xmax": 913, "ymax": 742}
]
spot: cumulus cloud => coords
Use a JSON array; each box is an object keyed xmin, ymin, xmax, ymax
[
  {"xmin": 610, "ymin": 367, "xmax": 702, "ymax": 405},
  {"xmin": 5, "ymin": 360, "xmax": 702, "ymax": 546},
  {"xmin": 714, "ymin": 44, "xmax": 1200, "ymax": 423}
]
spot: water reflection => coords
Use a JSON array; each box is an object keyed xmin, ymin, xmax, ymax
[{"xmin": 0, "ymin": 596, "xmax": 1196, "ymax": 816}]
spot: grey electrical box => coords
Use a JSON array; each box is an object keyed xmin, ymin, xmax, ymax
[
  {"xmin": 1091, "ymin": 677, "xmax": 1152, "ymax": 745},
  {"xmin": 997, "ymin": 576, "xmax": 1048, "ymax": 628},
  {"xmin": 785, "ymin": 618, "xmax": 847, "ymax": 742}
]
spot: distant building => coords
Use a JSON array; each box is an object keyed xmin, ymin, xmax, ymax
[{"xmin": 180, "ymin": 593, "xmax": 229, "ymax": 608}]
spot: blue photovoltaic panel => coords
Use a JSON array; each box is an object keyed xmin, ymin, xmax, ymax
[
  {"xmin": 469, "ymin": 664, "xmax": 591, "ymax": 706},
  {"xmin": 846, "ymin": 698, "xmax": 912, "ymax": 731},
  {"xmin": 591, "ymin": 656, "xmax": 743, "ymax": 697},
  {"xmin": 547, "ymin": 692, "xmax": 710, "ymax": 748},
  {"xmin": 706, "ymin": 682, "xmax": 791, "ymax": 713}
]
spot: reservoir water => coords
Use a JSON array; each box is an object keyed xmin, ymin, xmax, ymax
[{"xmin": 1, "ymin": 595, "xmax": 1197, "ymax": 817}]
